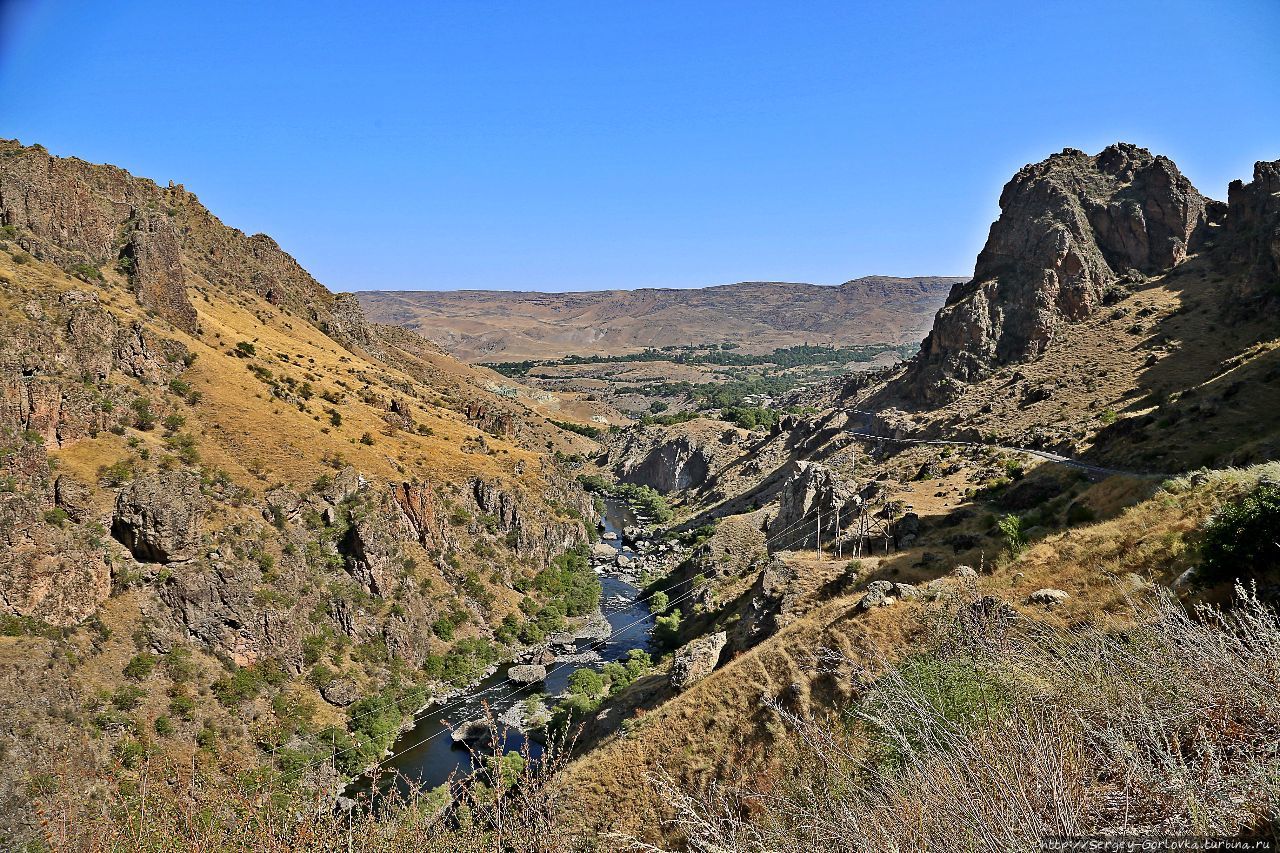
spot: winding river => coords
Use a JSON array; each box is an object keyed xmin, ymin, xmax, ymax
[{"xmin": 365, "ymin": 497, "xmax": 655, "ymax": 796}]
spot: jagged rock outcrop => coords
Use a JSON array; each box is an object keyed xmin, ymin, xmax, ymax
[
  {"xmin": 124, "ymin": 212, "xmax": 197, "ymax": 333},
  {"xmin": 1215, "ymin": 158, "xmax": 1280, "ymax": 303},
  {"xmin": 901, "ymin": 144, "xmax": 1207, "ymax": 403},
  {"xmin": 0, "ymin": 430, "xmax": 112, "ymax": 626},
  {"xmin": 111, "ymin": 469, "xmax": 204, "ymax": 563},
  {"xmin": 0, "ymin": 291, "xmax": 187, "ymax": 445},
  {"xmin": 329, "ymin": 292, "xmax": 383, "ymax": 356},
  {"xmin": 125, "ymin": 213, "xmax": 198, "ymax": 332},
  {"xmin": 669, "ymin": 631, "xmax": 727, "ymax": 691},
  {"xmin": 0, "ymin": 139, "xmax": 369, "ymax": 349},
  {"xmin": 768, "ymin": 461, "xmax": 860, "ymax": 552}
]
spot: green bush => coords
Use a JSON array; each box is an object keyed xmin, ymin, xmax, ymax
[
  {"xmin": 163, "ymin": 647, "xmax": 197, "ymax": 682},
  {"xmin": 42, "ymin": 507, "xmax": 70, "ymax": 527},
  {"xmin": 532, "ymin": 544, "xmax": 601, "ymax": 617},
  {"xmin": 111, "ymin": 685, "xmax": 146, "ymax": 711},
  {"xmin": 654, "ymin": 611, "xmax": 681, "ymax": 649},
  {"xmin": 123, "ymin": 653, "xmax": 157, "ymax": 681},
  {"xmin": 71, "ymin": 261, "xmax": 103, "ymax": 280},
  {"xmin": 1200, "ymin": 483, "xmax": 1280, "ymax": 584},
  {"xmin": 131, "ymin": 398, "xmax": 156, "ymax": 431},
  {"xmin": 212, "ymin": 666, "xmax": 264, "ymax": 707},
  {"xmin": 995, "ymin": 513, "xmax": 1026, "ymax": 553},
  {"xmin": 168, "ymin": 689, "xmax": 196, "ymax": 720},
  {"xmin": 721, "ymin": 405, "xmax": 780, "ymax": 431},
  {"xmin": 567, "ymin": 668, "xmax": 606, "ymax": 699}
]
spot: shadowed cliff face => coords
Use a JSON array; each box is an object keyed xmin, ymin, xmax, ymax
[
  {"xmin": 1217, "ymin": 158, "xmax": 1280, "ymax": 303},
  {"xmin": 900, "ymin": 143, "xmax": 1208, "ymax": 404}
]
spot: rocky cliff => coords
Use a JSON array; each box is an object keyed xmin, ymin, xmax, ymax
[
  {"xmin": 900, "ymin": 144, "xmax": 1208, "ymax": 403},
  {"xmin": 1215, "ymin": 158, "xmax": 1280, "ymax": 304},
  {"xmin": 0, "ymin": 141, "xmax": 602, "ymax": 785},
  {"xmin": 0, "ymin": 140, "xmax": 358, "ymax": 347},
  {"xmin": 767, "ymin": 461, "xmax": 861, "ymax": 552}
]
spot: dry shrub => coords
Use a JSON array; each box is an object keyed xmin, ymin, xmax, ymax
[
  {"xmin": 31, "ymin": 724, "xmax": 589, "ymax": 853},
  {"xmin": 647, "ymin": 587, "xmax": 1280, "ymax": 852}
]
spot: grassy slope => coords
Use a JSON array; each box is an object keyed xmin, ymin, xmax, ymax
[{"xmin": 555, "ymin": 452, "xmax": 1272, "ymax": 845}]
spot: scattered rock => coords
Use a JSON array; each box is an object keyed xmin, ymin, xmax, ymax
[
  {"xmin": 1027, "ymin": 588, "xmax": 1069, "ymax": 606},
  {"xmin": 670, "ymin": 631, "xmax": 727, "ymax": 691},
  {"xmin": 320, "ymin": 678, "xmax": 361, "ymax": 707}
]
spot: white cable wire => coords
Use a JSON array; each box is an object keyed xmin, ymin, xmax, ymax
[
  {"xmin": 360, "ymin": 582, "xmax": 711, "ymax": 780},
  {"xmin": 289, "ymin": 580, "xmax": 711, "ymax": 780},
  {"xmin": 298, "ymin": 508, "xmax": 827, "ymax": 780}
]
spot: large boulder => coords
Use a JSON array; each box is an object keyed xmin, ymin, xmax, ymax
[
  {"xmin": 320, "ymin": 677, "xmax": 361, "ymax": 707},
  {"xmin": 111, "ymin": 469, "xmax": 204, "ymax": 563},
  {"xmin": 669, "ymin": 631, "xmax": 727, "ymax": 691},
  {"xmin": 1027, "ymin": 588, "xmax": 1070, "ymax": 607},
  {"xmin": 508, "ymin": 664, "xmax": 547, "ymax": 684},
  {"xmin": 451, "ymin": 718, "xmax": 494, "ymax": 748}
]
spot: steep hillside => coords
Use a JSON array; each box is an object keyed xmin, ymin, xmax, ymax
[
  {"xmin": 0, "ymin": 141, "xmax": 608, "ymax": 845},
  {"xmin": 357, "ymin": 276, "xmax": 962, "ymax": 362}
]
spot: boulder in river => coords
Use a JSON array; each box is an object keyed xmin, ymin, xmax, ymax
[
  {"xmin": 508, "ymin": 664, "xmax": 547, "ymax": 684},
  {"xmin": 451, "ymin": 718, "xmax": 493, "ymax": 747}
]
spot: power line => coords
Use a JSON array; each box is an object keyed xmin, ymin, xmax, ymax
[
  {"xmin": 358, "ymin": 507, "xmax": 831, "ymax": 780},
  {"xmin": 288, "ymin": 508, "xmax": 826, "ymax": 781}
]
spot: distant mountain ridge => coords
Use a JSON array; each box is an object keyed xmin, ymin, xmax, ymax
[{"xmin": 357, "ymin": 276, "xmax": 964, "ymax": 362}]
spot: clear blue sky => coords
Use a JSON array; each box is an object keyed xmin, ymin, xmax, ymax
[{"xmin": 1, "ymin": 1, "xmax": 1277, "ymax": 292}]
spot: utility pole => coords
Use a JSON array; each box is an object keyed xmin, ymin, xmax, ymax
[
  {"xmin": 829, "ymin": 502, "xmax": 839, "ymax": 560},
  {"xmin": 816, "ymin": 505, "xmax": 822, "ymax": 559}
]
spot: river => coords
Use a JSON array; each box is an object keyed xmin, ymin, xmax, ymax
[{"xmin": 362, "ymin": 497, "xmax": 654, "ymax": 797}]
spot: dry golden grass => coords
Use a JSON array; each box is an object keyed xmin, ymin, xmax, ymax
[{"xmin": 554, "ymin": 462, "xmax": 1278, "ymax": 845}]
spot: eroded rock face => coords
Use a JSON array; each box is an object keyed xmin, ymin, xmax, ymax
[
  {"xmin": 768, "ymin": 461, "xmax": 861, "ymax": 552},
  {"xmin": 616, "ymin": 433, "xmax": 714, "ymax": 494},
  {"xmin": 0, "ymin": 434, "xmax": 112, "ymax": 626},
  {"xmin": 0, "ymin": 291, "xmax": 188, "ymax": 446},
  {"xmin": 0, "ymin": 549, "xmax": 112, "ymax": 627},
  {"xmin": 126, "ymin": 214, "xmax": 198, "ymax": 332},
  {"xmin": 902, "ymin": 144, "xmax": 1207, "ymax": 403},
  {"xmin": 670, "ymin": 631, "xmax": 727, "ymax": 691},
  {"xmin": 111, "ymin": 469, "xmax": 204, "ymax": 563},
  {"xmin": 1217, "ymin": 159, "xmax": 1280, "ymax": 303}
]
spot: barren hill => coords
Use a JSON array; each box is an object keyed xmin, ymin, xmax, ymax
[{"xmin": 356, "ymin": 276, "xmax": 963, "ymax": 362}]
